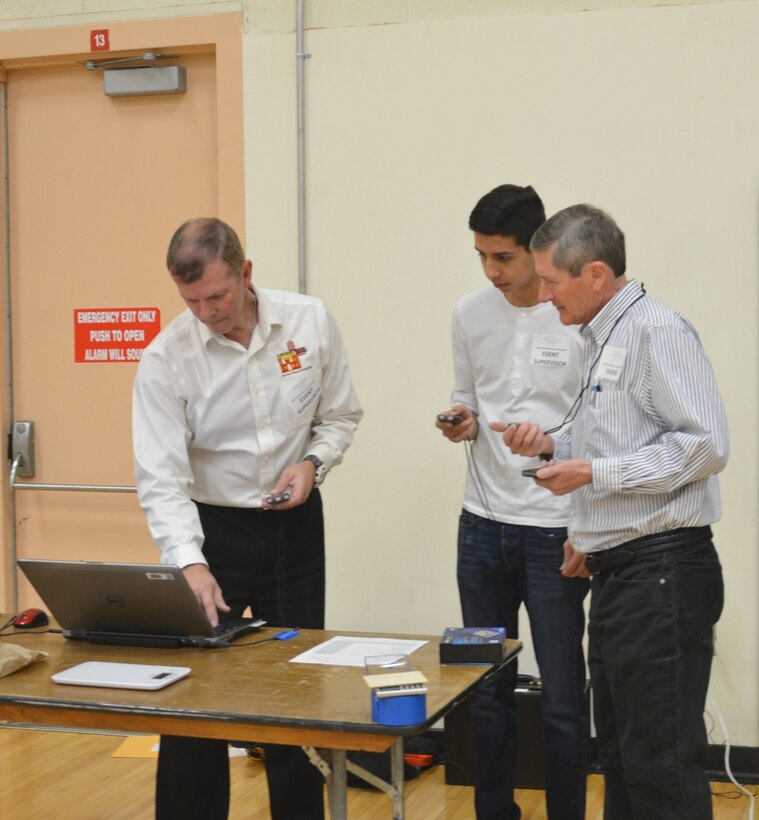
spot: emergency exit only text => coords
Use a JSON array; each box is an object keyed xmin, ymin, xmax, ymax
[{"xmin": 74, "ymin": 307, "xmax": 161, "ymax": 363}]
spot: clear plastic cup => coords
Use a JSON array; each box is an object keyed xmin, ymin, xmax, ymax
[{"xmin": 363, "ymin": 654, "xmax": 411, "ymax": 676}]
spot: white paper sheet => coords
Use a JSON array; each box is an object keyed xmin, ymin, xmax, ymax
[{"xmin": 289, "ymin": 636, "xmax": 428, "ymax": 667}]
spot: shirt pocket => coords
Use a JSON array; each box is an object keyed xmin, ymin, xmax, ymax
[
  {"xmin": 278, "ymin": 359, "xmax": 322, "ymax": 424},
  {"xmin": 583, "ymin": 388, "xmax": 631, "ymax": 458}
]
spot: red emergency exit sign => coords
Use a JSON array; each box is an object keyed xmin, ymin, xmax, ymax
[{"xmin": 74, "ymin": 307, "xmax": 160, "ymax": 363}]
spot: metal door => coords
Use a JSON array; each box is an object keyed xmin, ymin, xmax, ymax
[{"xmin": 1, "ymin": 16, "xmax": 245, "ymax": 611}]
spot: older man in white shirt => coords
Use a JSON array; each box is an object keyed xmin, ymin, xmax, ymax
[{"xmin": 133, "ymin": 217, "xmax": 362, "ymax": 820}]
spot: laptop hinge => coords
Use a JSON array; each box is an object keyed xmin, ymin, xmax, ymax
[{"xmin": 86, "ymin": 632, "xmax": 185, "ymax": 649}]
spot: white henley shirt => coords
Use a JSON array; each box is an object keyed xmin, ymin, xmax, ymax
[{"xmin": 451, "ymin": 285, "xmax": 583, "ymax": 526}]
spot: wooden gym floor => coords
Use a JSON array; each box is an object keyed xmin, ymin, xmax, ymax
[{"xmin": 0, "ymin": 727, "xmax": 753, "ymax": 819}]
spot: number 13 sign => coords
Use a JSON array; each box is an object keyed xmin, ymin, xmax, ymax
[{"xmin": 90, "ymin": 30, "xmax": 110, "ymax": 51}]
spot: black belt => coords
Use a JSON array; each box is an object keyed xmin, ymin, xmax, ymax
[{"xmin": 584, "ymin": 526, "xmax": 713, "ymax": 575}]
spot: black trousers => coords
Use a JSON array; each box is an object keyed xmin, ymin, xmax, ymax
[
  {"xmin": 589, "ymin": 533, "xmax": 723, "ymax": 818},
  {"xmin": 155, "ymin": 492, "xmax": 326, "ymax": 820}
]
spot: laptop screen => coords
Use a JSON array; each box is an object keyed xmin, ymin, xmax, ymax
[{"xmin": 18, "ymin": 559, "xmax": 217, "ymax": 638}]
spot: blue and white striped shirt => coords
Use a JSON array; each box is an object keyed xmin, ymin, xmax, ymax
[{"xmin": 554, "ymin": 280, "xmax": 729, "ymax": 553}]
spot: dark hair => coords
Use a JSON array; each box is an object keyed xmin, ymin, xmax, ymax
[
  {"xmin": 468, "ymin": 184, "xmax": 546, "ymax": 249},
  {"xmin": 166, "ymin": 218, "xmax": 246, "ymax": 283},
  {"xmin": 530, "ymin": 204, "xmax": 626, "ymax": 278}
]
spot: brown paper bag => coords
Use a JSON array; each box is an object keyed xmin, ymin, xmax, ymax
[{"xmin": 0, "ymin": 642, "xmax": 48, "ymax": 677}]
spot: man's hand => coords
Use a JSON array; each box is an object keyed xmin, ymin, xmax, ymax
[
  {"xmin": 182, "ymin": 563, "xmax": 230, "ymax": 627},
  {"xmin": 527, "ymin": 459, "xmax": 592, "ymax": 496},
  {"xmin": 262, "ymin": 461, "xmax": 315, "ymax": 510},
  {"xmin": 435, "ymin": 404, "xmax": 478, "ymax": 443},
  {"xmin": 560, "ymin": 539, "xmax": 592, "ymax": 578},
  {"xmin": 489, "ymin": 421, "xmax": 554, "ymax": 458}
]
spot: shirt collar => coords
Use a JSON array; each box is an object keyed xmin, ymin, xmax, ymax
[
  {"xmin": 195, "ymin": 285, "xmax": 280, "ymax": 349},
  {"xmin": 196, "ymin": 316, "xmax": 216, "ymax": 347},
  {"xmin": 251, "ymin": 286, "xmax": 279, "ymax": 350},
  {"xmin": 583, "ymin": 279, "xmax": 643, "ymax": 344}
]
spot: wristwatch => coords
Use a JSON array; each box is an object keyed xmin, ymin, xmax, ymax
[{"xmin": 302, "ymin": 454, "xmax": 327, "ymax": 486}]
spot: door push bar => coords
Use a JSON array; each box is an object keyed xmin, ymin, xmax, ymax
[{"xmin": 8, "ymin": 420, "xmax": 136, "ymax": 493}]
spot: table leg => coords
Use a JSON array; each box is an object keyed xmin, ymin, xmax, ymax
[
  {"xmin": 303, "ymin": 743, "xmax": 406, "ymax": 819},
  {"xmin": 325, "ymin": 749, "xmax": 348, "ymax": 820},
  {"xmin": 389, "ymin": 737, "xmax": 405, "ymax": 820}
]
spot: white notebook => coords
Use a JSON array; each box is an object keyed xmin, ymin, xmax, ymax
[{"xmin": 52, "ymin": 661, "xmax": 191, "ymax": 690}]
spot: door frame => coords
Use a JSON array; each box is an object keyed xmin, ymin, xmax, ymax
[{"xmin": 0, "ymin": 13, "xmax": 245, "ymax": 609}]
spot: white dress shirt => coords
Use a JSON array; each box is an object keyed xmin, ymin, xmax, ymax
[
  {"xmin": 133, "ymin": 287, "xmax": 363, "ymax": 567},
  {"xmin": 451, "ymin": 286, "xmax": 583, "ymax": 526},
  {"xmin": 553, "ymin": 280, "xmax": 729, "ymax": 553}
]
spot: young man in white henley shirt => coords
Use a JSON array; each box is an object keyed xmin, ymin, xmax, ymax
[{"xmin": 436, "ymin": 184, "xmax": 589, "ymax": 820}]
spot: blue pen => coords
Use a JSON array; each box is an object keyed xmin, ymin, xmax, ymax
[{"xmin": 590, "ymin": 384, "xmax": 601, "ymax": 406}]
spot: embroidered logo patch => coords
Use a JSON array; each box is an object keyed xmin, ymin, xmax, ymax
[{"xmin": 277, "ymin": 340, "xmax": 308, "ymax": 374}]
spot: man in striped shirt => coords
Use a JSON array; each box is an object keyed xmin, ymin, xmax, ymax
[{"xmin": 496, "ymin": 204, "xmax": 729, "ymax": 820}]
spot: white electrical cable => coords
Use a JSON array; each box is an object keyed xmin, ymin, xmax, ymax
[
  {"xmin": 463, "ymin": 439, "xmax": 496, "ymax": 522},
  {"xmin": 708, "ymin": 691, "xmax": 755, "ymax": 820}
]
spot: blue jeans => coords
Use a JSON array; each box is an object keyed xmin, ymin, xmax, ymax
[
  {"xmin": 457, "ymin": 511, "xmax": 590, "ymax": 820},
  {"xmin": 589, "ymin": 537, "xmax": 724, "ymax": 819}
]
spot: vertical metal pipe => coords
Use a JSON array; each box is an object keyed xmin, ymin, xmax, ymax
[
  {"xmin": 296, "ymin": 0, "xmax": 310, "ymax": 294},
  {"xmin": 1, "ymin": 80, "xmax": 18, "ymax": 611}
]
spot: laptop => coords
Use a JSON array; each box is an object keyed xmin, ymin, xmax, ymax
[{"xmin": 18, "ymin": 559, "xmax": 265, "ymax": 648}]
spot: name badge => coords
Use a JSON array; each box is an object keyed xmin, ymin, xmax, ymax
[
  {"xmin": 282, "ymin": 371, "xmax": 321, "ymax": 416},
  {"xmin": 596, "ymin": 345, "xmax": 627, "ymax": 382},
  {"xmin": 531, "ymin": 334, "xmax": 571, "ymax": 369}
]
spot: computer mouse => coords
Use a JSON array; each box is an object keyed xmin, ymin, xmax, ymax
[{"xmin": 13, "ymin": 608, "xmax": 49, "ymax": 629}]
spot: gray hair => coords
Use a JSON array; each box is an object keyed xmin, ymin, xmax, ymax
[
  {"xmin": 166, "ymin": 217, "xmax": 246, "ymax": 283},
  {"xmin": 530, "ymin": 204, "xmax": 626, "ymax": 278}
]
